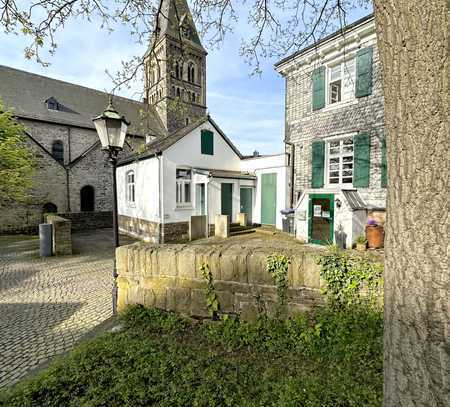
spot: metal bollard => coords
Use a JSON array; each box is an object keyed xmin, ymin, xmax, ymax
[{"xmin": 39, "ymin": 223, "xmax": 53, "ymax": 257}]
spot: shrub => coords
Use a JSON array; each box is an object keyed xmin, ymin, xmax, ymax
[
  {"xmin": 1, "ymin": 306, "xmax": 383, "ymax": 407},
  {"xmin": 315, "ymin": 245, "xmax": 383, "ymax": 308}
]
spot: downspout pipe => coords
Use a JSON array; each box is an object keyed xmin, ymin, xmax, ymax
[
  {"xmin": 156, "ymin": 152, "xmax": 164, "ymax": 243},
  {"xmin": 285, "ymin": 141, "xmax": 295, "ymax": 208}
]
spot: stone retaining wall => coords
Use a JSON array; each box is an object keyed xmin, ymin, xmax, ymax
[
  {"xmin": 58, "ymin": 211, "xmax": 113, "ymax": 231},
  {"xmin": 116, "ymin": 243, "xmax": 324, "ymax": 320}
]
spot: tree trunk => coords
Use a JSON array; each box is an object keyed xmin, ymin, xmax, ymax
[{"xmin": 373, "ymin": 1, "xmax": 449, "ymax": 405}]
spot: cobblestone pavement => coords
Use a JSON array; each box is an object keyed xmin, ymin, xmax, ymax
[{"xmin": 0, "ymin": 229, "xmax": 135, "ymax": 388}]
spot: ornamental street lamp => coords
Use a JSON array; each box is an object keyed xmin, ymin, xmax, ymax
[{"xmin": 93, "ymin": 97, "xmax": 130, "ymax": 315}]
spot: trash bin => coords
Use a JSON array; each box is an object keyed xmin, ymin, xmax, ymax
[
  {"xmin": 39, "ymin": 223, "xmax": 53, "ymax": 257},
  {"xmin": 280, "ymin": 209, "xmax": 295, "ymax": 235}
]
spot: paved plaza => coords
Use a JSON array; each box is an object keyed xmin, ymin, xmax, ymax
[{"xmin": 0, "ymin": 229, "xmax": 135, "ymax": 388}]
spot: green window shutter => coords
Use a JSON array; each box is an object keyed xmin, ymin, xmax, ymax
[
  {"xmin": 312, "ymin": 67, "xmax": 326, "ymax": 111},
  {"xmin": 381, "ymin": 138, "xmax": 387, "ymax": 188},
  {"xmin": 311, "ymin": 140, "xmax": 325, "ymax": 188},
  {"xmin": 201, "ymin": 130, "xmax": 214, "ymax": 155},
  {"xmin": 353, "ymin": 133, "xmax": 371, "ymax": 187},
  {"xmin": 356, "ymin": 46, "xmax": 373, "ymax": 97}
]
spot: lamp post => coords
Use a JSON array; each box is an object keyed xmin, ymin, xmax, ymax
[{"xmin": 93, "ymin": 97, "xmax": 130, "ymax": 315}]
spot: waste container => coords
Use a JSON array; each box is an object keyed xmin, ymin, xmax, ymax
[
  {"xmin": 39, "ymin": 223, "xmax": 53, "ymax": 257},
  {"xmin": 280, "ymin": 209, "xmax": 295, "ymax": 235}
]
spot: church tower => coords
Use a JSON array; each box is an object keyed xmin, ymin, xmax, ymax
[{"xmin": 144, "ymin": 0, "xmax": 207, "ymax": 134}]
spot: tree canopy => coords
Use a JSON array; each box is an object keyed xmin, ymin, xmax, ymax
[{"xmin": 0, "ymin": 99, "xmax": 35, "ymax": 206}]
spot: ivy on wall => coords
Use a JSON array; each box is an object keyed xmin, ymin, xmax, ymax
[{"xmin": 315, "ymin": 245, "xmax": 383, "ymax": 309}]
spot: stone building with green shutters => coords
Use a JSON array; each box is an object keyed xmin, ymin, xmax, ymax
[{"xmin": 275, "ymin": 14, "xmax": 386, "ymax": 248}]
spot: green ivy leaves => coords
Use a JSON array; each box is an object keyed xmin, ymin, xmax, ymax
[
  {"xmin": 315, "ymin": 246, "xmax": 383, "ymax": 309},
  {"xmin": 200, "ymin": 263, "xmax": 220, "ymax": 319},
  {"xmin": 266, "ymin": 254, "xmax": 291, "ymax": 306}
]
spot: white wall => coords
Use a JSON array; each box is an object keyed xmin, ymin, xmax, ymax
[
  {"xmin": 163, "ymin": 121, "xmax": 243, "ymax": 224},
  {"xmin": 117, "ymin": 157, "xmax": 161, "ymax": 223},
  {"xmin": 165, "ymin": 121, "xmax": 241, "ymax": 171},
  {"xmin": 241, "ymin": 154, "xmax": 289, "ymax": 230}
]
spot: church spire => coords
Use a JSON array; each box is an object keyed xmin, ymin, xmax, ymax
[{"xmin": 145, "ymin": 0, "xmax": 207, "ymax": 134}]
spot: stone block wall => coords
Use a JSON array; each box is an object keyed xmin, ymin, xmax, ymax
[
  {"xmin": 119, "ymin": 214, "xmax": 160, "ymax": 242},
  {"xmin": 116, "ymin": 243, "xmax": 324, "ymax": 320},
  {"xmin": 163, "ymin": 222, "xmax": 189, "ymax": 243},
  {"xmin": 46, "ymin": 215, "xmax": 72, "ymax": 255},
  {"xmin": 57, "ymin": 211, "xmax": 113, "ymax": 231}
]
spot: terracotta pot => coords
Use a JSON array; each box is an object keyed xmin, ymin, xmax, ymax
[{"xmin": 366, "ymin": 225, "xmax": 385, "ymax": 249}]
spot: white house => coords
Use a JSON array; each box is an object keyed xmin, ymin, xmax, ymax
[{"xmin": 117, "ymin": 116, "xmax": 289, "ymax": 242}]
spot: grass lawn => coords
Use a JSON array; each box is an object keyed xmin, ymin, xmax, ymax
[{"xmin": 0, "ymin": 306, "xmax": 383, "ymax": 407}]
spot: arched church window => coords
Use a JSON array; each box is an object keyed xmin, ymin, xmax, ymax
[
  {"xmin": 175, "ymin": 61, "xmax": 182, "ymax": 79},
  {"xmin": 43, "ymin": 202, "xmax": 57, "ymax": 214},
  {"xmin": 52, "ymin": 140, "xmax": 64, "ymax": 164},
  {"xmin": 188, "ymin": 63, "xmax": 196, "ymax": 83},
  {"xmin": 176, "ymin": 87, "xmax": 181, "ymax": 98}
]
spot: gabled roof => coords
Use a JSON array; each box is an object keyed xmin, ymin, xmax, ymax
[
  {"xmin": 147, "ymin": 0, "xmax": 205, "ymax": 55},
  {"xmin": 118, "ymin": 114, "xmax": 243, "ymax": 166},
  {"xmin": 0, "ymin": 65, "xmax": 166, "ymax": 138},
  {"xmin": 275, "ymin": 14, "xmax": 374, "ymax": 70}
]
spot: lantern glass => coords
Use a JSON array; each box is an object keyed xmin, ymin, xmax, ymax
[
  {"xmin": 93, "ymin": 118, "xmax": 109, "ymax": 149},
  {"xmin": 93, "ymin": 104, "xmax": 129, "ymax": 151}
]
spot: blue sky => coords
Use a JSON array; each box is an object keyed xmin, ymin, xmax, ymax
[{"xmin": 0, "ymin": 2, "xmax": 371, "ymax": 155}]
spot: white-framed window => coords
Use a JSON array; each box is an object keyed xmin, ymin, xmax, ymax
[
  {"xmin": 329, "ymin": 65, "xmax": 342, "ymax": 104},
  {"xmin": 176, "ymin": 168, "xmax": 192, "ymax": 206},
  {"xmin": 327, "ymin": 137, "xmax": 354, "ymax": 185},
  {"xmin": 328, "ymin": 58, "xmax": 356, "ymax": 105},
  {"xmin": 126, "ymin": 170, "xmax": 135, "ymax": 205}
]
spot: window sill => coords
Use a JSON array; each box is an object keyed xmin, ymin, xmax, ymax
[
  {"xmin": 325, "ymin": 185, "xmax": 354, "ymax": 189},
  {"xmin": 127, "ymin": 203, "xmax": 136, "ymax": 208},
  {"xmin": 320, "ymin": 99, "xmax": 359, "ymax": 113},
  {"xmin": 175, "ymin": 206, "xmax": 193, "ymax": 211}
]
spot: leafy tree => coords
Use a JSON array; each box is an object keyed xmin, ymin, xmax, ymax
[
  {"xmin": 0, "ymin": 1, "xmax": 448, "ymax": 405},
  {"xmin": 0, "ymin": 99, "xmax": 35, "ymax": 206}
]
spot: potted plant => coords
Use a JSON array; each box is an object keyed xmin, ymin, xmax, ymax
[
  {"xmin": 365, "ymin": 219, "xmax": 385, "ymax": 249},
  {"xmin": 355, "ymin": 235, "xmax": 367, "ymax": 251}
]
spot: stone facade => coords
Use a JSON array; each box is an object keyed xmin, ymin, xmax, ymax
[
  {"xmin": 119, "ymin": 214, "xmax": 190, "ymax": 244},
  {"xmin": 119, "ymin": 214, "xmax": 161, "ymax": 242},
  {"xmin": 58, "ymin": 211, "xmax": 113, "ymax": 231},
  {"xmin": 0, "ymin": 118, "xmax": 142, "ymax": 234},
  {"xmin": 163, "ymin": 222, "xmax": 189, "ymax": 243},
  {"xmin": 144, "ymin": 0, "xmax": 207, "ymax": 134},
  {"xmin": 278, "ymin": 16, "xmax": 386, "ymax": 209},
  {"xmin": 116, "ymin": 242, "xmax": 324, "ymax": 319}
]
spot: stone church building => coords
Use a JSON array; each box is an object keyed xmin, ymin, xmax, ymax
[{"xmin": 0, "ymin": 0, "xmax": 211, "ymax": 234}]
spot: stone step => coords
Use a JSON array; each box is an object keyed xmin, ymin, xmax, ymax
[{"xmin": 229, "ymin": 229, "xmax": 256, "ymax": 237}]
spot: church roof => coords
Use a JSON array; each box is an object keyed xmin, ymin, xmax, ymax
[
  {"xmin": 147, "ymin": 0, "xmax": 205, "ymax": 55},
  {"xmin": 0, "ymin": 65, "xmax": 166, "ymax": 138}
]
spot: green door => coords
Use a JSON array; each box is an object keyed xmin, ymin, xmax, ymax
[
  {"xmin": 308, "ymin": 194, "xmax": 334, "ymax": 245},
  {"xmin": 221, "ymin": 183, "xmax": 233, "ymax": 218},
  {"xmin": 261, "ymin": 173, "xmax": 277, "ymax": 225},
  {"xmin": 240, "ymin": 188, "xmax": 253, "ymax": 224}
]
